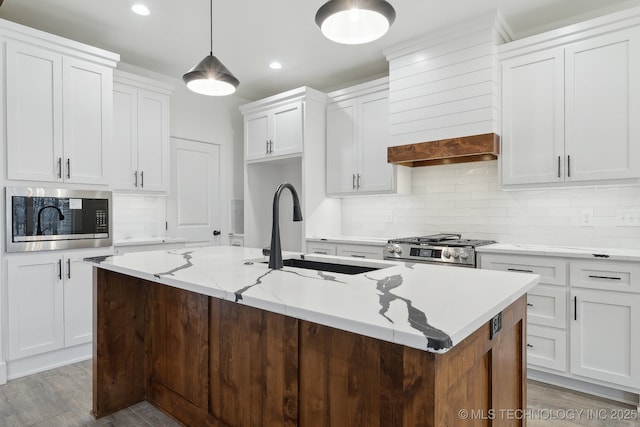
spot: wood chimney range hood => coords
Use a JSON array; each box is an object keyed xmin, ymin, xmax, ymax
[{"xmin": 388, "ymin": 133, "xmax": 500, "ymax": 167}]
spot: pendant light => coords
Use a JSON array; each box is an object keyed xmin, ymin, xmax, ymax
[
  {"xmin": 315, "ymin": 0, "xmax": 396, "ymax": 45},
  {"xmin": 183, "ymin": 0, "xmax": 239, "ymax": 96}
]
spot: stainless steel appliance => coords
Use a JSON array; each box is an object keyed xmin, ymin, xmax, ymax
[
  {"xmin": 6, "ymin": 187, "xmax": 112, "ymax": 252},
  {"xmin": 383, "ymin": 233, "xmax": 496, "ymax": 268}
]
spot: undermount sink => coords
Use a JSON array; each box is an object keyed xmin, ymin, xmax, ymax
[{"xmin": 260, "ymin": 257, "xmax": 391, "ymax": 275}]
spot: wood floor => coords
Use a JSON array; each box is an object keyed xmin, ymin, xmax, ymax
[{"xmin": 0, "ymin": 359, "xmax": 637, "ymax": 426}]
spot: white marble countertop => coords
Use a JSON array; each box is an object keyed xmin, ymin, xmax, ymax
[
  {"xmin": 114, "ymin": 236, "xmax": 188, "ymax": 247},
  {"xmin": 477, "ymin": 243, "xmax": 640, "ymax": 262},
  {"xmin": 306, "ymin": 236, "xmax": 389, "ymax": 245},
  {"xmin": 86, "ymin": 246, "xmax": 539, "ymax": 353}
]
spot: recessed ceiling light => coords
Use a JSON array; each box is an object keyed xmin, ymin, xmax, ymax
[
  {"xmin": 131, "ymin": 4, "xmax": 150, "ymax": 16},
  {"xmin": 269, "ymin": 61, "xmax": 282, "ymax": 70}
]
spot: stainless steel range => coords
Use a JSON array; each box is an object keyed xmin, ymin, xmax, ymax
[{"xmin": 383, "ymin": 233, "xmax": 496, "ymax": 268}]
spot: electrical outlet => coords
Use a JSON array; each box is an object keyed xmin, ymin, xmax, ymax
[
  {"xmin": 382, "ymin": 210, "xmax": 393, "ymax": 223},
  {"xmin": 580, "ymin": 209, "xmax": 594, "ymax": 227},
  {"xmin": 616, "ymin": 209, "xmax": 640, "ymax": 227}
]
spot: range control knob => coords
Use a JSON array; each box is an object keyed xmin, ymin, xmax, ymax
[
  {"xmin": 385, "ymin": 244, "xmax": 396, "ymax": 254},
  {"xmin": 459, "ymin": 252, "xmax": 469, "ymax": 260},
  {"xmin": 452, "ymin": 251, "xmax": 460, "ymax": 259},
  {"xmin": 443, "ymin": 250, "xmax": 451, "ymax": 259}
]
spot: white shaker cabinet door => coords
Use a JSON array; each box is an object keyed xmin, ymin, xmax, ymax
[
  {"xmin": 570, "ymin": 289, "xmax": 640, "ymax": 388},
  {"xmin": 501, "ymin": 48, "xmax": 565, "ymax": 185},
  {"xmin": 271, "ymin": 101, "xmax": 303, "ymax": 156},
  {"xmin": 62, "ymin": 57, "xmax": 111, "ymax": 184},
  {"xmin": 7, "ymin": 255, "xmax": 65, "ymax": 360},
  {"xmin": 564, "ymin": 27, "xmax": 640, "ymax": 182},
  {"xmin": 358, "ymin": 92, "xmax": 394, "ymax": 193},
  {"xmin": 326, "ymin": 100, "xmax": 358, "ymax": 194},
  {"xmin": 112, "ymin": 83, "xmax": 138, "ymax": 190},
  {"xmin": 136, "ymin": 88, "xmax": 170, "ymax": 191},
  {"xmin": 6, "ymin": 41, "xmax": 63, "ymax": 182},
  {"xmin": 63, "ymin": 255, "xmax": 95, "ymax": 347},
  {"xmin": 245, "ymin": 113, "xmax": 270, "ymax": 160}
]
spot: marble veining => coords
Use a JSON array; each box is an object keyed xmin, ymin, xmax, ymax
[
  {"xmin": 85, "ymin": 246, "xmax": 538, "ymax": 353},
  {"xmin": 369, "ymin": 273, "xmax": 452, "ymax": 350}
]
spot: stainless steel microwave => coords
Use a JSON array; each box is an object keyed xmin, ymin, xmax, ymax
[{"xmin": 6, "ymin": 187, "xmax": 112, "ymax": 252}]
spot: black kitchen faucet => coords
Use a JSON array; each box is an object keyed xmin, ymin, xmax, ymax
[{"xmin": 268, "ymin": 183, "xmax": 303, "ymax": 269}]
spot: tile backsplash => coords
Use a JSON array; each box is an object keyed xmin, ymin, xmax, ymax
[
  {"xmin": 341, "ymin": 161, "xmax": 640, "ymax": 249},
  {"xmin": 113, "ymin": 194, "xmax": 166, "ymax": 241}
]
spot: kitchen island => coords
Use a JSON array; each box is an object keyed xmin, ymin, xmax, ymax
[{"xmin": 87, "ymin": 246, "xmax": 538, "ymax": 426}]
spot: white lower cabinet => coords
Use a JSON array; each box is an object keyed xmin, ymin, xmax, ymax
[
  {"xmin": 480, "ymin": 251, "xmax": 640, "ymax": 400},
  {"xmin": 570, "ymin": 288, "xmax": 640, "ymax": 388},
  {"xmin": 307, "ymin": 241, "xmax": 337, "ymax": 256},
  {"xmin": 527, "ymin": 325, "xmax": 567, "ymax": 371},
  {"xmin": 7, "ymin": 250, "xmax": 108, "ymax": 361}
]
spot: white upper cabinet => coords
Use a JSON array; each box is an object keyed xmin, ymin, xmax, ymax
[
  {"xmin": 113, "ymin": 70, "xmax": 172, "ymax": 192},
  {"xmin": 500, "ymin": 15, "xmax": 640, "ymax": 187},
  {"xmin": 326, "ymin": 78, "xmax": 408, "ymax": 196},
  {"xmin": 5, "ymin": 39, "xmax": 116, "ymax": 184},
  {"xmin": 244, "ymin": 101, "xmax": 303, "ymax": 161}
]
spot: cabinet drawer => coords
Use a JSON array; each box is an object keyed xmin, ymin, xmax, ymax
[
  {"xmin": 570, "ymin": 261, "xmax": 640, "ymax": 293},
  {"xmin": 229, "ymin": 236, "xmax": 244, "ymax": 247},
  {"xmin": 337, "ymin": 244, "xmax": 383, "ymax": 260},
  {"xmin": 479, "ymin": 254, "xmax": 567, "ymax": 286},
  {"xmin": 527, "ymin": 284, "xmax": 567, "ymax": 328},
  {"xmin": 307, "ymin": 242, "xmax": 337, "ymax": 256},
  {"xmin": 527, "ymin": 325, "xmax": 567, "ymax": 372}
]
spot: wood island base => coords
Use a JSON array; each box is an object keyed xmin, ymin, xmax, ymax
[{"xmin": 92, "ymin": 269, "xmax": 527, "ymax": 427}]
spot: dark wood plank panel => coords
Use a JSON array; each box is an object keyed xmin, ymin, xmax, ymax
[
  {"xmin": 146, "ymin": 284, "xmax": 209, "ymax": 409},
  {"xmin": 210, "ymin": 299, "xmax": 298, "ymax": 427},
  {"xmin": 92, "ymin": 269, "xmax": 146, "ymax": 418},
  {"xmin": 149, "ymin": 380, "xmax": 226, "ymax": 427},
  {"xmin": 387, "ymin": 132, "xmax": 500, "ymax": 166}
]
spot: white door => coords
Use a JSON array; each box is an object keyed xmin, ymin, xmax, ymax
[
  {"xmin": 326, "ymin": 100, "xmax": 357, "ymax": 194},
  {"xmin": 565, "ymin": 27, "xmax": 640, "ymax": 182},
  {"xmin": 168, "ymin": 137, "xmax": 221, "ymax": 245},
  {"xmin": 570, "ymin": 289, "xmax": 640, "ymax": 388},
  {"xmin": 7, "ymin": 254, "xmax": 65, "ymax": 360},
  {"xmin": 6, "ymin": 41, "xmax": 63, "ymax": 182},
  {"xmin": 62, "ymin": 57, "xmax": 111, "ymax": 184},
  {"xmin": 359, "ymin": 92, "xmax": 394, "ymax": 193},
  {"xmin": 501, "ymin": 48, "xmax": 565, "ymax": 185}
]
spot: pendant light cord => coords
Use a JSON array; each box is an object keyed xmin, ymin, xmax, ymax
[{"xmin": 209, "ymin": 0, "xmax": 213, "ymax": 55}]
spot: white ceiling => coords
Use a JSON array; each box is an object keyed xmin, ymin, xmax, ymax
[{"xmin": 1, "ymin": 0, "xmax": 640, "ymax": 101}]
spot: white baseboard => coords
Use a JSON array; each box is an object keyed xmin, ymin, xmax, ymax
[
  {"xmin": 528, "ymin": 369, "xmax": 640, "ymax": 408},
  {"xmin": 0, "ymin": 361, "xmax": 7, "ymax": 385},
  {"xmin": 6, "ymin": 343, "xmax": 91, "ymax": 381}
]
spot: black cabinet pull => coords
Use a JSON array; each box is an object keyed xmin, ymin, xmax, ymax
[
  {"xmin": 508, "ymin": 268, "xmax": 534, "ymax": 273},
  {"xmin": 58, "ymin": 259, "xmax": 62, "ymax": 280},
  {"xmin": 57, "ymin": 157, "xmax": 62, "ymax": 179},
  {"xmin": 350, "ymin": 254, "xmax": 366, "ymax": 258},
  {"xmin": 557, "ymin": 156, "xmax": 561, "ymax": 178},
  {"xmin": 574, "ymin": 296, "xmax": 577, "ymax": 321},
  {"xmin": 588, "ymin": 275, "xmax": 621, "ymax": 280},
  {"xmin": 141, "ymin": 171, "xmax": 144, "ymax": 188},
  {"xmin": 134, "ymin": 170, "xmax": 138, "ymax": 187},
  {"xmin": 526, "ymin": 303, "xmax": 534, "ymax": 307},
  {"xmin": 526, "ymin": 343, "xmax": 534, "ymax": 348},
  {"xmin": 352, "ymin": 174, "xmax": 356, "ymax": 190},
  {"xmin": 66, "ymin": 158, "xmax": 71, "ymax": 179},
  {"xmin": 67, "ymin": 258, "xmax": 71, "ymax": 279},
  {"xmin": 357, "ymin": 174, "xmax": 361, "ymax": 189},
  {"xmin": 567, "ymin": 155, "xmax": 571, "ymax": 178}
]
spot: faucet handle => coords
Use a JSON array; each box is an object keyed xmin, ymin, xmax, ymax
[{"xmin": 262, "ymin": 247, "xmax": 271, "ymax": 257}]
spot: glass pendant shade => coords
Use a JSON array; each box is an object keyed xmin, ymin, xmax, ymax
[
  {"xmin": 183, "ymin": 53, "xmax": 239, "ymax": 96},
  {"xmin": 315, "ymin": 0, "xmax": 396, "ymax": 44}
]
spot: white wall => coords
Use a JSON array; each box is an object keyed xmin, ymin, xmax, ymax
[
  {"xmin": 341, "ymin": 161, "xmax": 640, "ymax": 249},
  {"xmin": 113, "ymin": 63, "xmax": 247, "ymax": 242}
]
